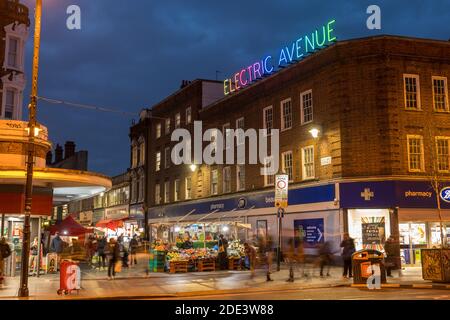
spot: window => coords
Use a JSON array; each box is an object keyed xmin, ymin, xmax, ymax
[
  {"xmin": 156, "ymin": 151, "xmax": 161, "ymax": 171},
  {"xmin": 407, "ymin": 135, "xmax": 424, "ymax": 172},
  {"xmin": 223, "ymin": 167, "xmax": 232, "ymax": 193},
  {"xmin": 140, "ymin": 141, "xmax": 145, "ymax": 165},
  {"xmin": 436, "ymin": 137, "xmax": 450, "ymax": 172},
  {"xmin": 165, "ymin": 118, "xmax": 171, "ymax": 135},
  {"xmin": 263, "ymin": 106, "xmax": 273, "ymax": 135},
  {"xmin": 237, "ymin": 165, "xmax": 245, "ymax": 191},
  {"xmin": 281, "ymin": 99, "xmax": 292, "ymax": 131},
  {"xmin": 175, "ymin": 113, "xmax": 181, "ymax": 128},
  {"xmin": 7, "ymin": 37, "xmax": 19, "ymax": 69},
  {"xmin": 302, "ymin": 146, "xmax": 315, "ymax": 179},
  {"xmin": 164, "ymin": 181, "xmax": 170, "ymax": 203},
  {"xmin": 132, "ymin": 142, "xmax": 138, "ymax": 168},
  {"xmin": 433, "ymin": 77, "xmax": 449, "ymax": 112},
  {"xmin": 301, "ymin": 90, "xmax": 313, "ymax": 124},
  {"xmin": 211, "ymin": 170, "xmax": 218, "ymax": 195},
  {"xmin": 185, "ymin": 177, "xmax": 192, "ymax": 200},
  {"xmin": 155, "ymin": 184, "xmax": 161, "ymax": 205},
  {"xmin": 174, "ymin": 179, "xmax": 180, "ymax": 201},
  {"xmin": 223, "ymin": 123, "xmax": 231, "ymax": 149},
  {"xmin": 404, "ymin": 74, "xmax": 421, "ymax": 110},
  {"xmin": 5, "ymin": 89, "xmax": 16, "ymax": 119},
  {"xmin": 139, "ymin": 174, "xmax": 145, "ymax": 201},
  {"xmin": 236, "ymin": 117, "xmax": 245, "ymax": 145},
  {"xmin": 282, "ymin": 151, "xmax": 294, "ymax": 181},
  {"xmin": 165, "ymin": 147, "xmax": 171, "ymax": 169},
  {"xmin": 264, "ymin": 157, "xmax": 275, "ymax": 186},
  {"xmin": 186, "ymin": 107, "xmax": 192, "ymax": 124},
  {"xmin": 156, "ymin": 123, "xmax": 162, "ymax": 139}
]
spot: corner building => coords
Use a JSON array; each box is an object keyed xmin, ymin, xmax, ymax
[{"xmin": 144, "ymin": 36, "xmax": 450, "ymax": 267}]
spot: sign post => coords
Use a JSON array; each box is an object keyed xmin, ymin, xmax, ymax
[{"xmin": 275, "ymin": 174, "xmax": 289, "ymax": 272}]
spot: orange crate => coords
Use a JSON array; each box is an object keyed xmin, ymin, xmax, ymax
[
  {"xmin": 169, "ymin": 261, "xmax": 188, "ymax": 273},
  {"xmin": 197, "ymin": 259, "xmax": 215, "ymax": 272},
  {"xmin": 228, "ymin": 257, "xmax": 241, "ymax": 270}
]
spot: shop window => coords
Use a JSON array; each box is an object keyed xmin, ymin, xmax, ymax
[
  {"xmin": 186, "ymin": 107, "xmax": 192, "ymax": 124},
  {"xmin": 282, "ymin": 151, "xmax": 293, "ymax": 181},
  {"xmin": 263, "ymin": 106, "xmax": 273, "ymax": 136},
  {"xmin": 185, "ymin": 177, "xmax": 192, "ymax": 200},
  {"xmin": 165, "ymin": 118, "xmax": 171, "ymax": 135},
  {"xmin": 211, "ymin": 169, "xmax": 218, "ymax": 195},
  {"xmin": 301, "ymin": 90, "xmax": 313, "ymax": 124},
  {"xmin": 263, "ymin": 156, "xmax": 275, "ymax": 186},
  {"xmin": 281, "ymin": 98, "xmax": 292, "ymax": 131},
  {"xmin": 155, "ymin": 184, "xmax": 161, "ymax": 205},
  {"xmin": 156, "ymin": 151, "xmax": 161, "ymax": 172},
  {"xmin": 407, "ymin": 135, "xmax": 424, "ymax": 172},
  {"xmin": 164, "ymin": 181, "xmax": 170, "ymax": 203},
  {"xmin": 436, "ymin": 137, "xmax": 450, "ymax": 172},
  {"xmin": 302, "ymin": 146, "xmax": 315, "ymax": 180},
  {"xmin": 432, "ymin": 76, "xmax": 449, "ymax": 112},
  {"xmin": 404, "ymin": 74, "xmax": 421, "ymax": 110},
  {"xmin": 175, "ymin": 113, "xmax": 181, "ymax": 129},
  {"xmin": 156, "ymin": 123, "xmax": 162, "ymax": 139},
  {"xmin": 174, "ymin": 179, "xmax": 180, "ymax": 202},
  {"xmin": 236, "ymin": 117, "xmax": 245, "ymax": 145},
  {"xmin": 165, "ymin": 146, "xmax": 171, "ymax": 169},
  {"xmin": 223, "ymin": 167, "xmax": 232, "ymax": 193},
  {"xmin": 237, "ymin": 165, "xmax": 245, "ymax": 191},
  {"xmin": 347, "ymin": 209, "xmax": 391, "ymax": 251}
]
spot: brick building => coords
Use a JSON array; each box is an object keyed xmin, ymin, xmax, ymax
[{"xmin": 140, "ymin": 35, "xmax": 450, "ymax": 266}]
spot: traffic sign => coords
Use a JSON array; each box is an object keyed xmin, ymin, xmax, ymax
[{"xmin": 275, "ymin": 174, "xmax": 289, "ymax": 208}]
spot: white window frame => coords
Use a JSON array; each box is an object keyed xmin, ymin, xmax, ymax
[
  {"xmin": 155, "ymin": 184, "xmax": 161, "ymax": 205},
  {"xmin": 280, "ymin": 98, "xmax": 293, "ymax": 131},
  {"xmin": 211, "ymin": 169, "xmax": 218, "ymax": 195},
  {"xmin": 164, "ymin": 181, "xmax": 170, "ymax": 203},
  {"xmin": 236, "ymin": 117, "xmax": 245, "ymax": 146},
  {"xmin": 174, "ymin": 179, "xmax": 180, "ymax": 202},
  {"xmin": 186, "ymin": 107, "xmax": 192, "ymax": 124},
  {"xmin": 432, "ymin": 76, "xmax": 449, "ymax": 112},
  {"xmin": 263, "ymin": 106, "xmax": 273, "ymax": 136},
  {"xmin": 407, "ymin": 135, "xmax": 425, "ymax": 172},
  {"xmin": 236, "ymin": 165, "xmax": 245, "ymax": 191},
  {"xmin": 223, "ymin": 167, "xmax": 232, "ymax": 193},
  {"xmin": 300, "ymin": 90, "xmax": 313, "ymax": 125},
  {"xmin": 165, "ymin": 147, "xmax": 171, "ymax": 169},
  {"xmin": 301, "ymin": 146, "xmax": 315, "ymax": 180},
  {"xmin": 281, "ymin": 151, "xmax": 294, "ymax": 182},
  {"xmin": 223, "ymin": 123, "xmax": 231, "ymax": 149},
  {"xmin": 3, "ymin": 88, "xmax": 18, "ymax": 120},
  {"xmin": 263, "ymin": 156, "xmax": 275, "ymax": 187},
  {"xmin": 175, "ymin": 113, "xmax": 181, "ymax": 128},
  {"xmin": 185, "ymin": 176, "xmax": 192, "ymax": 200},
  {"xmin": 156, "ymin": 151, "xmax": 161, "ymax": 172},
  {"xmin": 436, "ymin": 136, "xmax": 450, "ymax": 173},
  {"xmin": 403, "ymin": 74, "xmax": 421, "ymax": 111},
  {"xmin": 156, "ymin": 123, "xmax": 162, "ymax": 139}
]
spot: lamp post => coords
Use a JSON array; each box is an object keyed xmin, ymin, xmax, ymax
[{"xmin": 18, "ymin": 0, "xmax": 42, "ymax": 298}]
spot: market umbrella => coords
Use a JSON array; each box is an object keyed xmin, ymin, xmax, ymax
[{"xmin": 50, "ymin": 216, "xmax": 90, "ymax": 236}]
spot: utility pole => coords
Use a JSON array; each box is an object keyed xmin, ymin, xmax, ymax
[{"xmin": 18, "ymin": 0, "xmax": 42, "ymax": 298}]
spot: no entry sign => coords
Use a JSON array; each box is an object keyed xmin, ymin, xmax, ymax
[{"xmin": 275, "ymin": 174, "xmax": 289, "ymax": 208}]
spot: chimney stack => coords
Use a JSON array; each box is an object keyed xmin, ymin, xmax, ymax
[
  {"xmin": 55, "ymin": 144, "xmax": 63, "ymax": 163},
  {"xmin": 46, "ymin": 151, "xmax": 53, "ymax": 165},
  {"xmin": 64, "ymin": 141, "xmax": 76, "ymax": 159}
]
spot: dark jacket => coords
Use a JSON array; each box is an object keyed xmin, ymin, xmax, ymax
[
  {"xmin": 50, "ymin": 236, "xmax": 64, "ymax": 254},
  {"xmin": 340, "ymin": 238, "xmax": 356, "ymax": 260},
  {"xmin": 97, "ymin": 238, "xmax": 107, "ymax": 254},
  {"xmin": 384, "ymin": 239, "xmax": 397, "ymax": 257},
  {"xmin": 107, "ymin": 242, "xmax": 121, "ymax": 261}
]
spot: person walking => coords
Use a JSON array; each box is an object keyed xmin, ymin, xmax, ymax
[
  {"xmin": 106, "ymin": 238, "xmax": 120, "ymax": 280},
  {"xmin": 340, "ymin": 233, "xmax": 356, "ymax": 279},
  {"xmin": 258, "ymin": 235, "xmax": 274, "ymax": 281},
  {"xmin": 129, "ymin": 235, "xmax": 139, "ymax": 266},
  {"xmin": 30, "ymin": 237, "xmax": 40, "ymax": 276},
  {"xmin": 96, "ymin": 235, "xmax": 107, "ymax": 270},
  {"xmin": 285, "ymin": 237, "xmax": 297, "ymax": 282},
  {"xmin": 318, "ymin": 241, "xmax": 332, "ymax": 277},
  {"xmin": 218, "ymin": 234, "xmax": 229, "ymax": 270},
  {"xmin": 0, "ymin": 238, "xmax": 12, "ymax": 288},
  {"xmin": 384, "ymin": 236, "xmax": 397, "ymax": 277},
  {"xmin": 244, "ymin": 242, "xmax": 257, "ymax": 278}
]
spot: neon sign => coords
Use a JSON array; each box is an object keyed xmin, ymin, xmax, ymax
[{"xmin": 224, "ymin": 19, "xmax": 337, "ymax": 95}]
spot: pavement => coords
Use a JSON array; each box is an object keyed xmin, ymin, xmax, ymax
[{"xmin": 0, "ymin": 253, "xmax": 449, "ymax": 300}]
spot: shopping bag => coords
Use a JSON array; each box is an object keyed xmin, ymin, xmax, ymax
[{"xmin": 114, "ymin": 261, "xmax": 122, "ymax": 273}]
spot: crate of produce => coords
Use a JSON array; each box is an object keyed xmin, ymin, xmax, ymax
[
  {"xmin": 197, "ymin": 259, "xmax": 215, "ymax": 272},
  {"xmin": 228, "ymin": 257, "xmax": 242, "ymax": 270},
  {"xmin": 170, "ymin": 260, "xmax": 189, "ymax": 273}
]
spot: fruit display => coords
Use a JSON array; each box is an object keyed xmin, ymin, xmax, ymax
[
  {"xmin": 227, "ymin": 240, "xmax": 245, "ymax": 258},
  {"xmin": 165, "ymin": 248, "xmax": 217, "ymax": 262}
]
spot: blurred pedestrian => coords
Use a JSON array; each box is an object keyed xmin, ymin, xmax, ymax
[
  {"xmin": 50, "ymin": 232, "xmax": 64, "ymax": 254},
  {"xmin": 258, "ymin": 235, "xmax": 274, "ymax": 281},
  {"xmin": 317, "ymin": 241, "xmax": 332, "ymax": 277},
  {"xmin": 244, "ymin": 242, "xmax": 256, "ymax": 278},
  {"xmin": 218, "ymin": 234, "xmax": 229, "ymax": 270},
  {"xmin": 129, "ymin": 234, "xmax": 139, "ymax": 266},
  {"xmin": 121, "ymin": 243, "xmax": 129, "ymax": 268},
  {"xmin": 30, "ymin": 237, "xmax": 40, "ymax": 276},
  {"xmin": 97, "ymin": 235, "xmax": 107, "ymax": 270},
  {"xmin": 340, "ymin": 233, "xmax": 356, "ymax": 279},
  {"xmin": 384, "ymin": 236, "xmax": 397, "ymax": 277},
  {"xmin": 106, "ymin": 238, "xmax": 120, "ymax": 280},
  {"xmin": 0, "ymin": 237, "xmax": 12, "ymax": 288}
]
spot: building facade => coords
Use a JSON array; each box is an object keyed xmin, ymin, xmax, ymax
[{"xmin": 143, "ymin": 35, "xmax": 450, "ymax": 267}]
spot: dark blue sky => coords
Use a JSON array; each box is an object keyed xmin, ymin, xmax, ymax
[{"xmin": 20, "ymin": 0, "xmax": 450, "ymax": 177}]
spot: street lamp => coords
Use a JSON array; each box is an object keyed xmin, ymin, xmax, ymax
[
  {"xmin": 189, "ymin": 164, "xmax": 198, "ymax": 172},
  {"xmin": 18, "ymin": 0, "xmax": 42, "ymax": 298},
  {"xmin": 309, "ymin": 128, "xmax": 320, "ymax": 139}
]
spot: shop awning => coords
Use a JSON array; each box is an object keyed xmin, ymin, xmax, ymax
[
  {"xmin": 95, "ymin": 218, "xmax": 126, "ymax": 231},
  {"xmin": 50, "ymin": 216, "xmax": 90, "ymax": 236}
]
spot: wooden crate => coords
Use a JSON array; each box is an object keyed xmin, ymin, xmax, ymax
[
  {"xmin": 228, "ymin": 257, "xmax": 242, "ymax": 270},
  {"xmin": 169, "ymin": 260, "xmax": 188, "ymax": 273},
  {"xmin": 197, "ymin": 259, "xmax": 215, "ymax": 272}
]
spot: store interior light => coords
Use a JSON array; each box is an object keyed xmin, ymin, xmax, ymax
[
  {"xmin": 222, "ymin": 226, "xmax": 229, "ymax": 232},
  {"xmin": 309, "ymin": 128, "xmax": 320, "ymax": 139},
  {"xmin": 174, "ymin": 226, "xmax": 181, "ymax": 232}
]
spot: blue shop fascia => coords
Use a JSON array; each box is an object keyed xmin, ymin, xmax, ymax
[{"xmin": 148, "ymin": 179, "xmax": 450, "ymax": 263}]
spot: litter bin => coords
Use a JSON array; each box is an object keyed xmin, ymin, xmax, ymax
[{"xmin": 352, "ymin": 249, "xmax": 387, "ymax": 285}]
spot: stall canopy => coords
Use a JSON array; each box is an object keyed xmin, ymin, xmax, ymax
[
  {"xmin": 50, "ymin": 216, "xmax": 90, "ymax": 236},
  {"xmin": 95, "ymin": 218, "xmax": 125, "ymax": 231}
]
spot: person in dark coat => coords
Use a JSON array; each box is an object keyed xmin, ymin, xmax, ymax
[
  {"xmin": 129, "ymin": 235, "xmax": 139, "ymax": 266},
  {"xmin": 106, "ymin": 238, "xmax": 121, "ymax": 280},
  {"xmin": 340, "ymin": 233, "xmax": 356, "ymax": 279},
  {"xmin": 218, "ymin": 234, "xmax": 229, "ymax": 270},
  {"xmin": 96, "ymin": 235, "xmax": 107, "ymax": 269},
  {"xmin": 384, "ymin": 236, "xmax": 398, "ymax": 277},
  {"xmin": 50, "ymin": 232, "xmax": 64, "ymax": 254},
  {"xmin": 318, "ymin": 241, "xmax": 333, "ymax": 277}
]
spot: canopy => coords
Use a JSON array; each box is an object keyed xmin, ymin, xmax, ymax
[
  {"xmin": 50, "ymin": 216, "xmax": 90, "ymax": 236},
  {"xmin": 95, "ymin": 218, "xmax": 125, "ymax": 231}
]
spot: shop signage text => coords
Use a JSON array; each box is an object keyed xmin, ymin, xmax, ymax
[
  {"xmin": 224, "ymin": 19, "xmax": 337, "ymax": 95},
  {"xmin": 440, "ymin": 187, "xmax": 450, "ymax": 203}
]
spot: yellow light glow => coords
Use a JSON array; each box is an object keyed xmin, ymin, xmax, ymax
[{"xmin": 309, "ymin": 128, "xmax": 320, "ymax": 139}]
